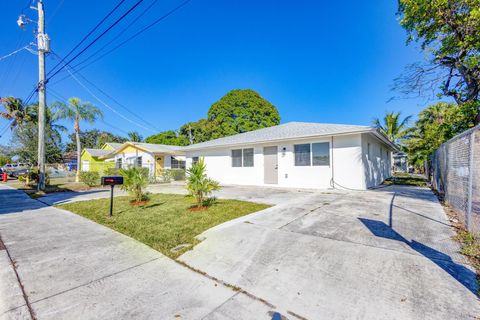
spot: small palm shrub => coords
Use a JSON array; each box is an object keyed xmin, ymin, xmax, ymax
[
  {"xmin": 79, "ymin": 171, "xmax": 100, "ymax": 187},
  {"xmin": 186, "ymin": 158, "xmax": 220, "ymax": 208},
  {"xmin": 119, "ymin": 166, "xmax": 150, "ymax": 203}
]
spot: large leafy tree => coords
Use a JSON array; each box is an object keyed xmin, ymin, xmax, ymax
[
  {"xmin": 144, "ymin": 130, "xmax": 189, "ymax": 146},
  {"xmin": 0, "ymin": 96, "xmax": 30, "ymax": 128},
  {"xmin": 127, "ymin": 131, "xmax": 143, "ymax": 142},
  {"xmin": 53, "ymin": 98, "xmax": 103, "ymax": 182},
  {"xmin": 396, "ymin": 0, "xmax": 480, "ymax": 122},
  {"xmin": 405, "ymin": 101, "xmax": 477, "ymax": 167},
  {"xmin": 372, "ymin": 111, "xmax": 412, "ymax": 145},
  {"xmin": 207, "ymin": 89, "xmax": 280, "ymax": 138},
  {"xmin": 11, "ymin": 104, "xmax": 65, "ymax": 164},
  {"xmin": 65, "ymin": 129, "xmax": 126, "ymax": 152},
  {"xmin": 179, "ymin": 119, "xmax": 218, "ymax": 145}
]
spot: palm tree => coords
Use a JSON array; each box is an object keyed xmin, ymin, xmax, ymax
[
  {"xmin": 53, "ymin": 98, "xmax": 103, "ymax": 182},
  {"xmin": 0, "ymin": 96, "xmax": 29, "ymax": 128},
  {"xmin": 127, "ymin": 131, "xmax": 143, "ymax": 142},
  {"xmin": 372, "ymin": 111, "xmax": 412, "ymax": 144}
]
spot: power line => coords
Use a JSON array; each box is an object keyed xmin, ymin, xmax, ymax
[
  {"xmin": 47, "ymin": 0, "xmax": 145, "ymax": 82},
  {"xmin": 48, "ymin": 89, "xmax": 130, "ymax": 136},
  {"xmin": 70, "ymin": 0, "xmax": 159, "ymax": 72},
  {"xmin": 50, "ymin": 51, "xmax": 159, "ymax": 132},
  {"xmin": 0, "ymin": 44, "xmax": 32, "ymax": 62},
  {"xmin": 47, "ymin": 0, "xmax": 127, "ymax": 77},
  {"xmin": 52, "ymin": 0, "xmax": 192, "ymax": 82},
  {"xmin": 49, "ymin": 56, "xmax": 156, "ymax": 133}
]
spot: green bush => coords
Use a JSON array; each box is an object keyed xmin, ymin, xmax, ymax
[
  {"xmin": 171, "ymin": 169, "xmax": 186, "ymax": 181},
  {"xmin": 79, "ymin": 171, "xmax": 100, "ymax": 187},
  {"xmin": 160, "ymin": 170, "xmax": 172, "ymax": 183},
  {"xmin": 186, "ymin": 158, "xmax": 220, "ymax": 208},
  {"xmin": 119, "ymin": 166, "xmax": 150, "ymax": 202},
  {"xmin": 104, "ymin": 167, "xmax": 121, "ymax": 176}
]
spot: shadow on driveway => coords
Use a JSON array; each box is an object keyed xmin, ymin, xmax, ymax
[{"xmin": 359, "ymin": 217, "xmax": 477, "ymax": 295}]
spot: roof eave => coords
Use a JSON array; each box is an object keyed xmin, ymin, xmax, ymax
[{"xmin": 183, "ymin": 128, "xmax": 374, "ymax": 151}]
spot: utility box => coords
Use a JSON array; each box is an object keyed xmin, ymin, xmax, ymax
[{"xmin": 101, "ymin": 176, "xmax": 123, "ymax": 186}]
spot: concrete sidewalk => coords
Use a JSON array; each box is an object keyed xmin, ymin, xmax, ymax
[{"xmin": 0, "ymin": 185, "xmax": 276, "ymax": 320}]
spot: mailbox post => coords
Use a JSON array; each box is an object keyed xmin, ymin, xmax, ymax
[{"xmin": 101, "ymin": 176, "xmax": 124, "ymax": 217}]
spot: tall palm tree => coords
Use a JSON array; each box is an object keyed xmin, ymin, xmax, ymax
[
  {"xmin": 0, "ymin": 96, "xmax": 29, "ymax": 128},
  {"xmin": 372, "ymin": 111, "xmax": 412, "ymax": 144},
  {"xmin": 127, "ymin": 131, "xmax": 143, "ymax": 142},
  {"xmin": 53, "ymin": 98, "xmax": 103, "ymax": 182}
]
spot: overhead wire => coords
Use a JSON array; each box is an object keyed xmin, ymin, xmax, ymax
[
  {"xmin": 46, "ymin": 0, "xmax": 145, "ymax": 82},
  {"xmin": 51, "ymin": 0, "xmax": 192, "ymax": 83},
  {"xmin": 49, "ymin": 54, "xmax": 156, "ymax": 133},
  {"xmin": 48, "ymin": 89, "xmax": 131, "ymax": 136},
  {"xmin": 46, "ymin": 0, "xmax": 127, "ymax": 77}
]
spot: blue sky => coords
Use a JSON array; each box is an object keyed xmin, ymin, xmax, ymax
[{"xmin": 0, "ymin": 0, "xmax": 432, "ymax": 143}]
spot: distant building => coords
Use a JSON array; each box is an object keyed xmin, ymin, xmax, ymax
[{"xmin": 393, "ymin": 152, "xmax": 408, "ymax": 172}]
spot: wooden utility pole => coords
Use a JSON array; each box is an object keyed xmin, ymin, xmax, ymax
[{"xmin": 37, "ymin": 0, "xmax": 47, "ymax": 191}]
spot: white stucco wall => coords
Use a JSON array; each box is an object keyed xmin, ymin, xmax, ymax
[
  {"xmin": 186, "ymin": 133, "xmax": 369, "ymax": 190},
  {"xmin": 361, "ymin": 133, "xmax": 392, "ymax": 188}
]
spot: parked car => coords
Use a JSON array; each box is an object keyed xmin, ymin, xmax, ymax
[
  {"xmin": 10, "ymin": 168, "xmax": 29, "ymax": 178},
  {"xmin": 65, "ymin": 160, "xmax": 77, "ymax": 171}
]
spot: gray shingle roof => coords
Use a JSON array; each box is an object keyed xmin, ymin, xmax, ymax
[
  {"xmin": 84, "ymin": 148, "xmax": 114, "ymax": 157},
  {"xmin": 183, "ymin": 122, "xmax": 374, "ymax": 151},
  {"xmin": 129, "ymin": 142, "xmax": 184, "ymax": 153},
  {"xmin": 105, "ymin": 142, "xmax": 123, "ymax": 149}
]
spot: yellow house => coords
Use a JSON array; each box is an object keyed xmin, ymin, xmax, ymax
[
  {"xmin": 100, "ymin": 142, "xmax": 185, "ymax": 178},
  {"xmin": 80, "ymin": 142, "xmax": 122, "ymax": 173}
]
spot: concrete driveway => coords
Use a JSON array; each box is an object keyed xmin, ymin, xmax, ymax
[
  {"xmin": 1, "ymin": 183, "xmax": 478, "ymax": 319},
  {"xmin": 179, "ymin": 185, "xmax": 480, "ymax": 319},
  {"xmin": 39, "ymin": 183, "xmax": 317, "ymax": 206}
]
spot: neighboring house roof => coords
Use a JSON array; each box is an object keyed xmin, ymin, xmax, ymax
[
  {"xmin": 103, "ymin": 142, "xmax": 123, "ymax": 150},
  {"xmin": 83, "ymin": 148, "xmax": 114, "ymax": 157},
  {"xmin": 183, "ymin": 122, "xmax": 398, "ymax": 151},
  {"xmin": 109, "ymin": 142, "xmax": 185, "ymax": 156}
]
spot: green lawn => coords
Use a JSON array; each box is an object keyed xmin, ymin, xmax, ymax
[
  {"xmin": 57, "ymin": 194, "xmax": 270, "ymax": 258},
  {"xmin": 384, "ymin": 174, "xmax": 427, "ymax": 187}
]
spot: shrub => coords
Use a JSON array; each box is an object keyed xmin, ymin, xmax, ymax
[
  {"xmin": 79, "ymin": 171, "xmax": 100, "ymax": 187},
  {"xmin": 171, "ymin": 168, "xmax": 186, "ymax": 181},
  {"xmin": 186, "ymin": 158, "xmax": 220, "ymax": 208},
  {"xmin": 104, "ymin": 167, "xmax": 121, "ymax": 176},
  {"xmin": 119, "ymin": 166, "xmax": 150, "ymax": 202},
  {"xmin": 160, "ymin": 170, "xmax": 172, "ymax": 183}
]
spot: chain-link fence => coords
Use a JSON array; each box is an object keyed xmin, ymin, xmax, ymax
[{"xmin": 428, "ymin": 125, "xmax": 480, "ymax": 234}]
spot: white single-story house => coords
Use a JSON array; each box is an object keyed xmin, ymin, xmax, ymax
[
  {"xmin": 183, "ymin": 122, "xmax": 398, "ymax": 190},
  {"xmin": 101, "ymin": 142, "xmax": 186, "ymax": 177}
]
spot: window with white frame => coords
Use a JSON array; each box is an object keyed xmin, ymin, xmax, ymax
[
  {"xmin": 192, "ymin": 156, "xmax": 199, "ymax": 165},
  {"xmin": 136, "ymin": 156, "xmax": 142, "ymax": 167},
  {"xmin": 294, "ymin": 142, "xmax": 330, "ymax": 166},
  {"xmin": 312, "ymin": 142, "xmax": 330, "ymax": 166},
  {"xmin": 116, "ymin": 158, "xmax": 122, "ymax": 168},
  {"xmin": 231, "ymin": 148, "xmax": 254, "ymax": 167},
  {"xmin": 171, "ymin": 157, "xmax": 186, "ymax": 169}
]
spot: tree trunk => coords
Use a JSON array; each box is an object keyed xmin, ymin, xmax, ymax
[{"xmin": 75, "ymin": 118, "xmax": 81, "ymax": 183}]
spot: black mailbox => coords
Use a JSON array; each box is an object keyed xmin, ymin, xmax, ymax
[{"xmin": 101, "ymin": 176, "xmax": 123, "ymax": 186}]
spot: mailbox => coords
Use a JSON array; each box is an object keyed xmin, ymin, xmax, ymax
[
  {"xmin": 101, "ymin": 176, "xmax": 123, "ymax": 186},
  {"xmin": 101, "ymin": 176, "xmax": 123, "ymax": 217}
]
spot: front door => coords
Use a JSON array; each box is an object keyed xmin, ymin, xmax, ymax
[
  {"xmin": 155, "ymin": 156, "xmax": 164, "ymax": 176},
  {"xmin": 263, "ymin": 146, "xmax": 278, "ymax": 184}
]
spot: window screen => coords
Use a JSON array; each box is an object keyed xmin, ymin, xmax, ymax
[
  {"xmin": 192, "ymin": 157, "xmax": 199, "ymax": 165},
  {"xmin": 136, "ymin": 157, "xmax": 142, "ymax": 167},
  {"xmin": 232, "ymin": 149, "xmax": 242, "ymax": 167},
  {"xmin": 294, "ymin": 144, "xmax": 311, "ymax": 166},
  {"xmin": 243, "ymin": 148, "xmax": 254, "ymax": 167},
  {"xmin": 171, "ymin": 157, "xmax": 186, "ymax": 169},
  {"xmin": 312, "ymin": 142, "xmax": 329, "ymax": 166}
]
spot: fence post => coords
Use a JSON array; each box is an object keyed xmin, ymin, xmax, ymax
[{"xmin": 466, "ymin": 131, "xmax": 475, "ymax": 231}]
